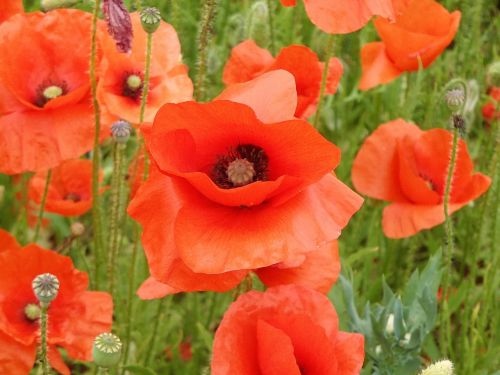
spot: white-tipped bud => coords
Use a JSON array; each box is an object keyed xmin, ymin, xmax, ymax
[
  {"xmin": 419, "ymin": 360, "xmax": 454, "ymax": 375},
  {"xmin": 385, "ymin": 314, "xmax": 395, "ymax": 335},
  {"xmin": 32, "ymin": 273, "xmax": 60, "ymax": 304},
  {"xmin": 93, "ymin": 332, "xmax": 122, "ymax": 368},
  {"xmin": 445, "ymin": 88, "xmax": 465, "ymax": 112}
]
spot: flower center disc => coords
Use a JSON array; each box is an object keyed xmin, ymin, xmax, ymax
[
  {"xmin": 43, "ymin": 85, "xmax": 63, "ymax": 100},
  {"xmin": 24, "ymin": 303, "xmax": 40, "ymax": 321},
  {"xmin": 227, "ymin": 159, "xmax": 255, "ymax": 187}
]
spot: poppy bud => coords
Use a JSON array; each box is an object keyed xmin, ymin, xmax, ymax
[
  {"xmin": 93, "ymin": 332, "xmax": 122, "ymax": 368},
  {"xmin": 41, "ymin": 0, "xmax": 79, "ymax": 11},
  {"xmin": 140, "ymin": 7, "xmax": 161, "ymax": 34},
  {"xmin": 445, "ymin": 88, "xmax": 464, "ymax": 112},
  {"xmin": 102, "ymin": 0, "xmax": 133, "ymax": 53},
  {"xmin": 32, "ymin": 273, "xmax": 60, "ymax": 304},
  {"xmin": 111, "ymin": 120, "xmax": 132, "ymax": 144},
  {"xmin": 452, "ymin": 114, "xmax": 466, "ymax": 133},
  {"xmin": 71, "ymin": 222, "xmax": 85, "ymax": 237},
  {"xmin": 419, "ymin": 360, "xmax": 454, "ymax": 375}
]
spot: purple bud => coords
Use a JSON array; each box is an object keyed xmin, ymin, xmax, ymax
[{"xmin": 102, "ymin": 0, "xmax": 133, "ymax": 54}]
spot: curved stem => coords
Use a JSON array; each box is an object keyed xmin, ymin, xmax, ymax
[
  {"xmin": 312, "ymin": 34, "xmax": 334, "ymax": 129},
  {"xmin": 194, "ymin": 0, "xmax": 218, "ymax": 101},
  {"xmin": 33, "ymin": 169, "xmax": 52, "ymax": 243},
  {"xmin": 90, "ymin": 0, "xmax": 104, "ymax": 289}
]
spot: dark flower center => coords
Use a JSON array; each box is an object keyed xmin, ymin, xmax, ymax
[
  {"xmin": 64, "ymin": 192, "xmax": 81, "ymax": 202},
  {"xmin": 35, "ymin": 80, "xmax": 68, "ymax": 107},
  {"xmin": 122, "ymin": 71, "xmax": 144, "ymax": 101},
  {"xmin": 211, "ymin": 144, "xmax": 269, "ymax": 189},
  {"xmin": 419, "ymin": 172, "xmax": 437, "ymax": 192}
]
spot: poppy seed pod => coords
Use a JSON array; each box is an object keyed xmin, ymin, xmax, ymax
[
  {"xmin": 445, "ymin": 88, "xmax": 465, "ymax": 112},
  {"xmin": 32, "ymin": 273, "xmax": 60, "ymax": 304},
  {"xmin": 111, "ymin": 120, "xmax": 132, "ymax": 144},
  {"xmin": 140, "ymin": 7, "xmax": 161, "ymax": 34},
  {"xmin": 419, "ymin": 360, "xmax": 454, "ymax": 375},
  {"xmin": 93, "ymin": 333, "xmax": 122, "ymax": 368}
]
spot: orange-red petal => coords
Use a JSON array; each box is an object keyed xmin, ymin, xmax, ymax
[
  {"xmin": 0, "ymin": 229, "xmax": 20, "ymax": 252},
  {"xmin": 359, "ymin": 42, "xmax": 402, "ymax": 90},
  {"xmin": 223, "ymin": 40, "xmax": 274, "ymax": 85},
  {"xmin": 216, "ymin": 70, "xmax": 298, "ymax": 123},
  {"xmin": 352, "ymin": 119, "xmax": 421, "ymax": 201},
  {"xmin": 0, "ymin": 331, "xmax": 35, "ymax": 374},
  {"xmin": 256, "ymin": 240, "xmax": 340, "ymax": 293},
  {"xmin": 0, "ymin": 0, "xmax": 23, "ymax": 24}
]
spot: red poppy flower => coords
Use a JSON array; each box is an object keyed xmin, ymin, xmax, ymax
[
  {"xmin": 129, "ymin": 70, "xmax": 362, "ymax": 295},
  {"xmin": 0, "ymin": 243, "xmax": 113, "ymax": 374},
  {"xmin": 0, "ymin": 228, "xmax": 19, "ymax": 252},
  {"xmin": 97, "ymin": 12, "xmax": 193, "ymax": 125},
  {"xmin": 0, "ymin": 10, "xmax": 110, "ymax": 175},
  {"xmin": 352, "ymin": 119, "xmax": 491, "ymax": 238},
  {"xmin": 223, "ymin": 40, "xmax": 343, "ymax": 119},
  {"xmin": 211, "ymin": 285, "xmax": 365, "ymax": 375},
  {"xmin": 279, "ymin": 0, "xmax": 408, "ymax": 34},
  {"xmin": 359, "ymin": 0, "xmax": 460, "ymax": 90},
  {"xmin": 0, "ymin": 0, "xmax": 23, "ymax": 23},
  {"xmin": 482, "ymin": 86, "xmax": 499, "ymax": 125},
  {"xmin": 28, "ymin": 159, "xmax": 104, "ymax": 217}
]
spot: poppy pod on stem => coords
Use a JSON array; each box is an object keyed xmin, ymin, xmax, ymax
[
  {"xmin": 0, "ymin": 10, "xmax": 109, "ymax": 174},
  {"xmin": 129, "ymin": 70, "xmax": 363, "ymax": 296},
  {"xmin": 359, "ymin": 0, "xmax": 461, "ymax": 90},
  {"xmin": 0, "ymin": 232, "xmax": 113, "ymax": 374},
  {"xmin": 351, "ymin": 119, "xmax": 491, "ymax": 238},
  {"xmin": 211, "ymin": 285, "xmax": 365, "ymax": 375}
]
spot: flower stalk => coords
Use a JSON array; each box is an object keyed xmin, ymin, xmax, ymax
[
  {"xmin": 33, "ymin": 169, "xmax": 52, "ymax": 242},
  {"xmin": 313, "ymin": 34, "xmax": 334, "ymax": 129},
  {"xmin": 194, "ymin": 0, "xmax": 218, "ymax": 101},
  {"xmin": 90, "ymin": 0, "xmax": 104, "ymax": 289}
]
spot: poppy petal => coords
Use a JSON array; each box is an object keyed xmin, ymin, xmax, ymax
[
  {"xmin": 352, "ymin": 119, "xmax": 421, "ymax": 201},
  {"xmin": 48, "ymin": 346, "xmax": 70, "ymax": 375},
  {"xmin": 0, "ymin": 229, "xmax": 20, "ymax": 252},
  {"xmin": 0, "ymin": 331, "xmax": 35, "ymax": 374},
  {"xmin": 334, "ymin": 331, "xmax": 365, "ymax": 375},
  {"xmin": 256, "ymin": 240, "xmax": 340, "ymax": 293},
  {"xmin": 359, "ymin": 42, "xmax": 402, "ymax": 90},
  {"xmin": 256, "ymin": 320, "xmax": 301, "ymax": 375},
  {"xmin": 175, "ymin": 174, "xmax": 362, "ymax": 274},
  {"xmin": 0, "ymin": 0, "xmax": 23, "ymax": 23},
  {"xmin": 137, "ymin": 276, "xmax": 181, "ymax": 299},
  {"xmin": 374, "ymin": 0, "xmax": 461, "ymax": 71},
  {"xmin": 216, "ymin": 70, "xmax": 298, "ymax": 123},
  {"xmin": 303, "ymin": 0, "xmax": 396, "ymax": 34},
  {"xmin": 279, "ymin": 0, "xmax": 297, "ymax": 6},
  {"xmin": 222, "ymin": 40, "xmax": 274, "ymax": 85}
]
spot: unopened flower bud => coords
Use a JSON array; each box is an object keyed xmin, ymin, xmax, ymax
[
  {"xmin": 32, "ymin": 273, "xmax": 59, "ymax": 304},
  {"xmin": 445, "ymin": 88, "xmax": 464, "ymax": 112},
  {"xmin": 140, "ymin": 7, "xmax": 161, "ymax": 34},
  {"xmin": 103, "ymin": 0, "xmax": 133, "ymax": 53},
  {"xmin": 41, "ymin": 0, "xmax": 79, "ymax": 11},
  {"xmin": 71, "ymin": 222, "xmax": 85, "ymax": 237},
  {"xmin": 93, "ymin": 333, "xmax": 122, "ymax": 368},
  {"xmin": 111, "ymin": 120, "xmax": 132, "ymax": 144},
  {"xmin": 419, "ymin": 360, "xmax": 454, "ymax": 375},
  {"xmin": 385, "ymin": 314, "xmax": 395, "ymax": 335}
]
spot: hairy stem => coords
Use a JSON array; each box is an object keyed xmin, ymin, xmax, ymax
[
  {"xmin": 194, "ymin": 0, "xmax": 217, "ymax": 101},
  {"xmin": 39, "ymin": 303, "xmax": 50, "ymax": 375},
  {"xmin": 33, "ymin": 170, "xmax": 52, "ymax": 243}
]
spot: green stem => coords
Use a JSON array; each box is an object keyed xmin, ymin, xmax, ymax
[
  {"xmin": 266, "ymin": 0, "xmax": 275, "ymax": 54},
  {"xmin": 144, "ymin": 298, "xmax": 167, "ymax": 366},
  {"xmin": 97, "ymin": 367, "xmax": 110, "ymax": 375},
  {"xmin": 121, "ymin": 224, "xmax": 140, "ymax": 371},
  {"xmin": 440, "ymin": 125, "xmax": 459, "ymax": 357},
  {"xmin": 194, "ymin": 0, "xmax": 217, "ymax": 101},
  {"xmin": 39, "ymin": 303, "xmax": 50, "ymax": 375},
  {"xmin": 312, "ymin": 34, "xmax": 334, "ymax": 129},
  {"xmin": 139, "ymin": 33, "xmax": 153, "ymax": 125},
  {"xmin": 33, "ymin": 170, "xmax": 52, "ymax": 243},
  {"xmin": 108, "ymin": 143, "xmax": 125, "ymax": 295},
  {"xmin": 404, "ymin": 56, "xmax": 423, "ymax": 120},
  {"xmin": 90, "ymin": 0, "xmax": 104, "ymax": 290}
]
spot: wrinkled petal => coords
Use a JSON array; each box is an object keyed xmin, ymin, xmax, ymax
[{"xmin": 0, "ymin": 331, "xmax": 35, "ymax": 374}]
